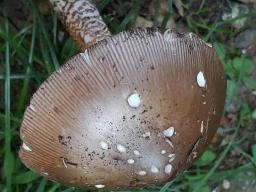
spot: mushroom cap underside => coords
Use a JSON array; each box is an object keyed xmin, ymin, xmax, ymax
[{"xmin": 19, "ymin": 28, "xmax": 226, "ymax": 189}]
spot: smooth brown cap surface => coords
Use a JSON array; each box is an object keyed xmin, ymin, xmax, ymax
[{"xmin": 19, "ymin": 28, "xmax": 226, "ymax": 190}]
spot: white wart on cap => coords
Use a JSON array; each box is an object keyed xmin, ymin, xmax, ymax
[
  {"xmin": 127, "ymin": 93, "xmax": 141, "ymax": 108},
  {"xmin": 197, "ymin": 71, "xmax": 206, "ymax": 88}
]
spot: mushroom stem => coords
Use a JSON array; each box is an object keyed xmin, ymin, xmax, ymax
[{"xmin": 49, "ymin": 0, "xmax": 111, "ymax": 51}]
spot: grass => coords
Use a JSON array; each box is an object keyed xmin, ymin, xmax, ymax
[{"xmin": 1, "ymin": 0, "xmax": 256, "ymax": 191}]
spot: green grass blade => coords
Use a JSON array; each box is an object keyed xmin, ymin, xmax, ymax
[
  {"xmin": 152, "ymin": 0, "xmax": 160, "ymax": 27},
  {"xmin": 53, "ymin": 12, "xmax": 58, "ymax": 49},
  {"xmin": 14, "ymin": 171, "xmax": 39, "ymax": 184},
  {"xmin": 160, "ymin": 181, "xmax": 173, "ymax": 192},
  {"xmin": 24, "ymin": 183, "xmax": 33, "ymax": 192},
  {"xmin": 97, "ymin": 0, "xmax": 111, "ymax": 11},
  {"xmin": 204, "ymin": 11, "xmax": 256, "ymax": 41},
  {"xmin": 35, "ymin": 179, "xmax": 47, "ymax": 192},
  {"xmin": 0, "ymin": 27, "xmax": 44, "ymax": 66},
  {"xmin": 0, "ymin": 73, "xmax": 48, "ymax": 80},
  {"xmin": 39, "ymin": 30, "xmax": 54, "ymax": 74},
  {"xmin": 15, "ymin": 10, "xmax": 37, "ymax": 116},
  {"xmin": 39, "ymin": 16, "xmax": 60, "ymax": 70},
  {"xmin": 12, "ymin": 25, "xmax": 32, "ymax": 40},
  {"xmin": 233, "ymin": 146, "xmax": 256, "ymax": 166},
  {"xmin": 0, "ymin": 113, "xmax": 21, "ymax": 124},
  {"xmin": 10, "ymin": 27, "xmax": 30, "ymax": 58},
  {"xmin": 28, "ymin": 0, "xmax": 60, "ymax": 70},
  {"xmin": 3, "ymin": 16, "xmax": 15, "ymax": 192},
  {"xmin": 60, "ymin": 38, "xmax": 78, "ymax": 63},
  {"xmin": 116, "ymin": 0, "xmax": 144, "ymax": 33},
  {"xmin": 160, "ymin": 0, "xmax": 173, "ymax": 31},
  {"xmin": 47, "ymin": 184, "xmax": 61, "ymax": 192}
]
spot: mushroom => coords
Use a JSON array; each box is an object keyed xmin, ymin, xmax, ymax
[{"xmin": 19, "ymin": 0, "xmax": 226, "ymax": 190}]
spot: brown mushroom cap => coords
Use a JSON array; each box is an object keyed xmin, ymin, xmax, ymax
[{"xmin": 19, "ymin": 28, "xmax": 226, "ymax": 189}]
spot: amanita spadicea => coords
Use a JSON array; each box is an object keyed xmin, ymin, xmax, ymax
[{"xmin": 19, "ymin": 0, "xmax": 226, "ymax": 190}]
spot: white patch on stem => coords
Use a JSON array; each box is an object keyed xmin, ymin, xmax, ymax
[{"xmin": 82, "ymin": 33, "xmax": 94, "ymax": 44}]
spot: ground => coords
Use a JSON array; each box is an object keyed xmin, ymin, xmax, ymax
[{"xmin": 0, "ymin": 0, "xmax": 256, "ymax": 192}]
